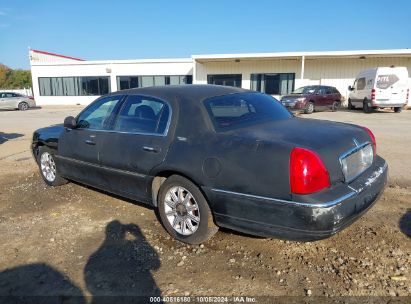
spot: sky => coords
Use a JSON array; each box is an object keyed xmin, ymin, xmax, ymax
[{"xmin": 0, "ymin": 0, "xmax": 410, "ymax": 69}]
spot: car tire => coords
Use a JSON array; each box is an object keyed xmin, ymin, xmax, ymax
[
  {"xmin": 18, "ymin": 102, "xmax": 29, "ymax": 111},
  {"xmin": 348, "ymin": 99, "xmax": 355, "ymax": 110},
  {"xmin": 37, "ymin": 146, "xmax": 68, "ymax": 187},
  {"xmin": 363, "ymin": 100, "xmax": 372, "ymax": 113},
  {"xmin": 331, "ymin": 101, "xmax": 340, "ymax": 112},
  {"xmin": 304, "ymin": 101, "xmax": 314, "ymax": 114},
  {"xmin": 394, "ymin": 107, "xmax": 402, "ymax": 113},
  {"xmin": 157, "ymin": 175, "xmax": 218, "ymax": 244}
]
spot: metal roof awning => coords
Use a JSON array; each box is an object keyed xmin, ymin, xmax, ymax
[{"xmin": 192, "ymin": 49, "xmax": 411, "ymax": 62}]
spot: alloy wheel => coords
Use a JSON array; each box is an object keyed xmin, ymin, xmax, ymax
[
  {"xmin": 308, "ymin": 103, "xmax": 314, "ymax": 113},
  {"xmin": 40, "ymin": 152, "xmax": 56, "ymax": 182},
  {"xmin": 164, "ymin": 186, "xmax": 200, "ymax": 235}
]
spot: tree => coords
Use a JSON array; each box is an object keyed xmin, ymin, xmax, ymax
[
  {"xmin": 0, "ymin": 64, "xmax": 11, "ymax": 88},
  {"xmin": 0, "ymin": 64, "xmax": 32, "ymax": 89}
]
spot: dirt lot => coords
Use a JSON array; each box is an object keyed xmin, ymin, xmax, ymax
[{"xmin": 0, "ymin": 106, "xmax": 410, "ymax": 302}]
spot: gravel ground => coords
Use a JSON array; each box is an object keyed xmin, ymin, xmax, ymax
[{"xmin": 0, "ymin": 106, "xmax": 410, "ymax": 302}]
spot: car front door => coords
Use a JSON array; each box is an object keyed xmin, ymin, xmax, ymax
[
  {"xmin": 0, "ymin": 93, "xmax": 15, "ymax": 109},
  {"xmin": 56, "ymin": 95, "xmax": 124, "ymax": 187},
  {"xmin": 354, "ymin": 77, "xmax": 366, "ymax": 107},
  {"xmin": 98, "ymin": 94, "xmax": 172, "ymax": 203},
  {"xmin": 0, "ymin": 93, "xmax": 6, "ymax": 109}
]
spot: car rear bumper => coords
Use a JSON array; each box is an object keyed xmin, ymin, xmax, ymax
[
  {"xmin": 373, "ymin": 102, "xmax": 405, "ymax": 108},
  {"xmin": 204, "ymin": 156, "xmax": 387, "ymax": 241}
]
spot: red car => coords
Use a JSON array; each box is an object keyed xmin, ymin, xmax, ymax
[{"xmin": 280, "ymin": 85, "xmax": 342, "ymax": 114}]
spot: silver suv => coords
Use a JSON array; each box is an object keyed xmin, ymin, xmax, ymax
[{"xmin": 0, "ymin": 92, "xmax": 36, "ymax": 111}]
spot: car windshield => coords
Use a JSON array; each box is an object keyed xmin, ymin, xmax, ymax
[
  {"xmin": 204, "ymin": 92, "xmax": 292, "ymax": 131},
  {"xmin": 292, "ymin": 86, "xmax": 316, "ymax": 94}
]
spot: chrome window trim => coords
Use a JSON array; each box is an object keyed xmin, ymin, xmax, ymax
[
  {"xmin": 338, "ymin": 141, "xmax": 372, "ymax": 183},
  {"xmin": 210, "ymin": 188, "xmax": 356, "ymax": 208},
  {"xmin": 72, "ymin": 128, "xmax": 169, "ymax": 137},
  {"xmin": 73, "ymin": 94, "xmax": 173, "ymax": 137}
]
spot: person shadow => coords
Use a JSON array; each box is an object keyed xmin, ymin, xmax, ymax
[
  {"xmin": 85, "ymin": 220, "xmax": 162, "ymax": 304},
  {"xmin": 0, "ymin": 263, "xmax": 85, "ymax": 304},
  {"xmin": 0, "ymin": 132, "xmax": 24, "ymax": 145},
  {"xmin": 399, "ymin": 208, "xmax": 411, "ymax": 238}
]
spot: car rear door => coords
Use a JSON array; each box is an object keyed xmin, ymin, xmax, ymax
[
  {"xmin": 323, "ymin": 87, "xmax": 334, "ymax": 107},
  {"xmin": 315, "ymin": 87, "xmax": 328, "ymax": 109},
  {"xmin": 57, "ymin": 95, "xmax": 124, "ymax": 187},
  {"xmin": 98, "ymin": 94, "xmax": 172, "ymax": 203}
]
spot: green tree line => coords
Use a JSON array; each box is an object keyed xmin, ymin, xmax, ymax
[{"xmin": 0, "ymin": 64, "xmax": 32, "ymax": 89}]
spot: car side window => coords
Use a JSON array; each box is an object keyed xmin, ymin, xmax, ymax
[
  {"xmin": 77, "ymin": 95, "xmax": 123, "ymax": 129},
  {"xmin": 356, "ymin": 78, "xmax": 366, "ymax": 90},
  {"xmin": 113, "ymin": 95, "xmax": 170, "ymax": 135},
  {"xmin": 317, "ymin": 87, "xmax": 326, "ymax": 95}
]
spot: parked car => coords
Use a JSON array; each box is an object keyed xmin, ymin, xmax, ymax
[
  {"xmin": 0, "ymin": 92, "xmax": 36, "ymax": 110},
  {"xmin": 281, "ymin": 85, "xmax": 342, "ymax": 114},
  {"xmin": 32, "ymin": 85, "xmax": 387, "ymax": 244},
  {"xmin": 348, "ymin": 66, "xmax": 409, "ymax": 113}
]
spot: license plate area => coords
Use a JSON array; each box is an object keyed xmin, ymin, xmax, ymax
[{"xmin": 340, "ymin": 144, "xmax": 373, "ymax": 183}]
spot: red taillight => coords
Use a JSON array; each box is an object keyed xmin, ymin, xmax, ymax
[
  {"xmin": 371, "ymin": 89, "xmax": 376, "ymax": 104},
  {"xmin": 28, "ymin": 96, "xmax": 34, "ymax": 100},
  {"xmin": 362, "ymin": 126, "xmax": 376, "ymax": 156},
  {"xmin": 290, "ymin": 147, "xmax": 330, "ymax": 194}
]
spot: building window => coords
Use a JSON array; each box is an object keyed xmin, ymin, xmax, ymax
[
  {"xmin": 207, "ymin": 74, "xmax": 242, "ymax": 87},
  {"xmin": 38, "ymin": 77, "xmax": 110, "ymax": 96},
  {"xmin": 251, "ymin": 73, "xmax": 295, "ymax": 95},
  {"xmin": 116, "ymin": 75, "xmax": 193, "ymax": 90}
]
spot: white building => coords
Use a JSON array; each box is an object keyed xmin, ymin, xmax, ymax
[{"xmin": 29, "ymin": 48, "xmax": 411, "ymax": 106}]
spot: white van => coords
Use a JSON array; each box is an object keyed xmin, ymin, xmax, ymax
[{"xmin": 348, "ymin": 67, "xmax": 409, "ymax": 113}]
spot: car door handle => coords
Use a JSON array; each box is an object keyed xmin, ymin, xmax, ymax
[
  {"xmin": 85, "ymin": 139, "xmax": 96, "ymax": 145},
  {"xmin": 143, "ymin": 146, "xmax": 160, "ymax": 153}
]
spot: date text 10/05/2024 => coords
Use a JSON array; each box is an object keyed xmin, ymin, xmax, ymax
[{"xmin": 149, "ymin": 296, "xmax": 257, "ymax": 303}]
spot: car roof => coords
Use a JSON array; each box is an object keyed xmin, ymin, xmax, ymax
[
  {"xmin": 301, "ymin": 85, "xmax": 334, "ymax": 88},
  {"xmin": 108, "ymin": 84, "xmax": 250, "ymax": 102}
]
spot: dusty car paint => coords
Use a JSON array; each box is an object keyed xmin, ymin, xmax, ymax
[{"xmin": 32, "ymin": 85, "xmax": 387, "ymax": 240}]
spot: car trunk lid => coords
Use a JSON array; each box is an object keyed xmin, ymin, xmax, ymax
[{"xmin": 229, "ymin": 117, "xmax": 373, "ymax": 185}]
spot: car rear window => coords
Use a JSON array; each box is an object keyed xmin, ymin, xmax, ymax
[{"xmin": 204, "ymin": 92, "xmax": 292, "ymax": 131}]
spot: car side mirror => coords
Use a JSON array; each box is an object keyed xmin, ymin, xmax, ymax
[
  {"xmin": 64, "ymin": 116, "xmax": 77, "ymax": 129},
  {"xmin": 348, "ymin": 86, "xmax": 353, "ymax": 91}
]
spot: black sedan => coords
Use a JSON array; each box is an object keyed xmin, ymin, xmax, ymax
[{"xmin": 32, "ymin": 85, "xmax": 387, "ymax": 244}]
